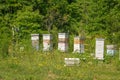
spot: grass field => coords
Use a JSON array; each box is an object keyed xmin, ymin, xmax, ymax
[{"xmin": 0, "ymin": 50, "xmax": 120, "ymax": 80}]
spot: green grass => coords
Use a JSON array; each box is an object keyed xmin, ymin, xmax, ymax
[{"xmin": 0, "ymin": 50, "xmax": 120, "ymax": 80}]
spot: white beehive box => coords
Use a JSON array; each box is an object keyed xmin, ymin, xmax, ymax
[
  {"xmin": 31, "ymin": 34, "xmax": 39, "ymax": 50},
  {"xmin": 43, "ymin": 34, "xmax": 53, "ymax": 51},
  {"xmin": 73, "ymin": 36, "xmax": 84, "ymax": 53},
  {"xmin": 73, "ymin": 37, "xmax": 80, "ymax": 53},
  {"xmin": 64, "ymin": 58, "xmax": 80, "ymax": 66},
  {"xmin": 106, "ymin": 45, "xmax": 116, "ymax": 56},
  {"xmin": 95, "ymin": 38, "xmax": 104, "ymax": 60},
  {"xmin": 58, "ymin": 33, "xmax": 68, "ymax": 52}
]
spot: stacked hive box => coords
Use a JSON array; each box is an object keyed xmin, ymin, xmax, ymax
[
  {"xmin": 58, "ymin": 33, "xmax": 68, "ymax": 52},
  {"xmin": 73, "ymin": 37, "xmax": 80, "ymax": 53},
  {"xmin": 73, "ymin": 36, "xmax": 84, "ymax": 53},
  {"xmin": 31, "ymin": 34, "xmax": 39, "ymax": 50},
  {"xmin": 95, "ymin": 38, "xmax": 104, "ymax": 60},
  {"xmin": 43, "ymin": 34, "xmax": 53, "ymax": 51},
  {"xmin": 106, "ymin": 45, "xmax": 116, "ymax": 56}
]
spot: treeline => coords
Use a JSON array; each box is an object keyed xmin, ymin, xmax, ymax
[{"xmin": 0, "ymin": 0, "xmax": 120, "ymax": 54}]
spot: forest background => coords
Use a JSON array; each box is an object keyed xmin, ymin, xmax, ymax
[{"xmin": 0, "ymin": 0, "xmax": 120, "ymax": 55}]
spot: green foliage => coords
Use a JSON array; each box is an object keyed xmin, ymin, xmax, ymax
[
  {"xmin": 0, "ymin": 0, "xmax": 120, "ymax": 56},
  {"xmin": 13, "ymin": 6, "xmax": 43, "ymax": 38}
]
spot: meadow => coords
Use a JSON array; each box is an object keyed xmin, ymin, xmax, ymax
[
  {"xmin": 0, "ymin": 0, "xmax": 120, "ymax": 79},
  {"xmin": 0, "ymin": 49, "xmax": 120, "ymax": 80}
]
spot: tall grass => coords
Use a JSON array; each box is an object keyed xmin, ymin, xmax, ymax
[
  {"xmin": 0, "ymin": 47, "xmax": 120, "ymax": 80},
  {"xmin": 0, "ymin": 36, "xmax": 120, "ymax": 80}
]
